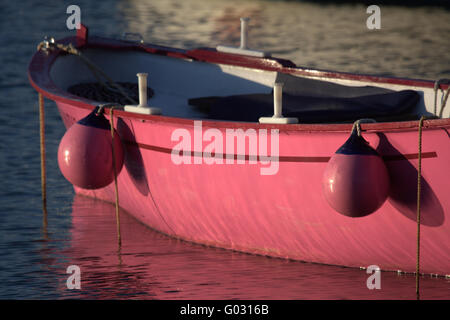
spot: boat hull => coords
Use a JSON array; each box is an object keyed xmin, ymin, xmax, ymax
[
  {"xmin": 28, "ymin": 31, "xmax": 450, "ymax": 275},
  {"xmin": 57, "ymin": 101, "xmax": 450, "ymax": 275}
]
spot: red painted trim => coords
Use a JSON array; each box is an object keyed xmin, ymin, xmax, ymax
[
  {"xmin": 124, "ymin": 140, "xmax": 437, "ymax": 163},
  {"xmin": 382, "ymin": 151, "xmax": 437, "ymax": 161},
  {"xmin": 28, "ymin": 34, "xmax": 450, "ymax": 134},
  {"xmin": 186, "ymin": 48, "xmax": 445, "ymax": 90},
  {"xmin": 76, "ymin": 24, "xmax": 88, "ymax": 47},
  {"xmin": 282, "ymin": 67, "xmax": 442, "ymax": 90}
]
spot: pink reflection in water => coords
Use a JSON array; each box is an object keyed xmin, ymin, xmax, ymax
[{"xmin": 59, "ymin": 195, "xmax": 449, "ymax": 300}]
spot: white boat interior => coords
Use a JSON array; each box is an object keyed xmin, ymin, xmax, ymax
[{"xmin": 50, "ymin": 47, "xmax": 449, "ymax": 122}]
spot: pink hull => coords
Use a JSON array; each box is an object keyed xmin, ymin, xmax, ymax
[
  {"xmin": 57, "ymin": 102, "xmax": 450, "ymax": 275},
  {"xmin": 27, "ymin": 30, "xmax": 450, "ymax": 276}
]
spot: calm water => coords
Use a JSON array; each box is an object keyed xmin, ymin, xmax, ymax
[{"xmin": 0, "ymin": 0, "xmax": 449, "ymax": 300}]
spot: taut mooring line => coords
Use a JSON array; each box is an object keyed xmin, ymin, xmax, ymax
[
  {"xmin": 416, "ymin": 116, "xmax": 425, "ymax": 300},
  {"xmin": 109, "ymin": 107, "xmax": 121, "ymax": 248},
  {"xmin": 39, "ymin": 93, "xmax": 48, "ymax": 229}
]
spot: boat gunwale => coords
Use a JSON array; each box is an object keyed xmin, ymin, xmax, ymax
[{"xmin": 27, "ymin": 35, "xmax": 450, "ymax": 133}]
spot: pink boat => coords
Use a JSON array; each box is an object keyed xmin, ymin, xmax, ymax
[{"xmin": 28, "ymin": 25, "xmax": 450, "ymax": 276}]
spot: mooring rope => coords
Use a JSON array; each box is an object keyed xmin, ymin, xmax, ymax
[
  {"xmin": 351, "ymin": 118, "xmax": 377, "ymax": 136},
  {"xmin": 352, "ymin": 119, "xmax": 362, "ymax": 136},
  {"xmin": 109, "ymin": 107, "xmax": 122, "ymax": 247},
  {"xmin": 38, "ymin": 93, "xmax": 48, "ymax": 226},
  {"xmin": 37, "ymin": 39, "xmax": 137, "ymax": 105},
  {"xmin": 36, "ymin": 36, "xmax": 128, "ymax": 244},
  {"xmin": 416, "ymin": 115, "xmax": 425, "ymax": 300},
  {"xmin": 93, "ymin": 105, "xmax": 121, "ymax": 247}
]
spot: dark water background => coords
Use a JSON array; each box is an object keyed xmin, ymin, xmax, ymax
[{"xmin": 0, "ymin": 0, "xmax": 449, "ymax": 299}]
